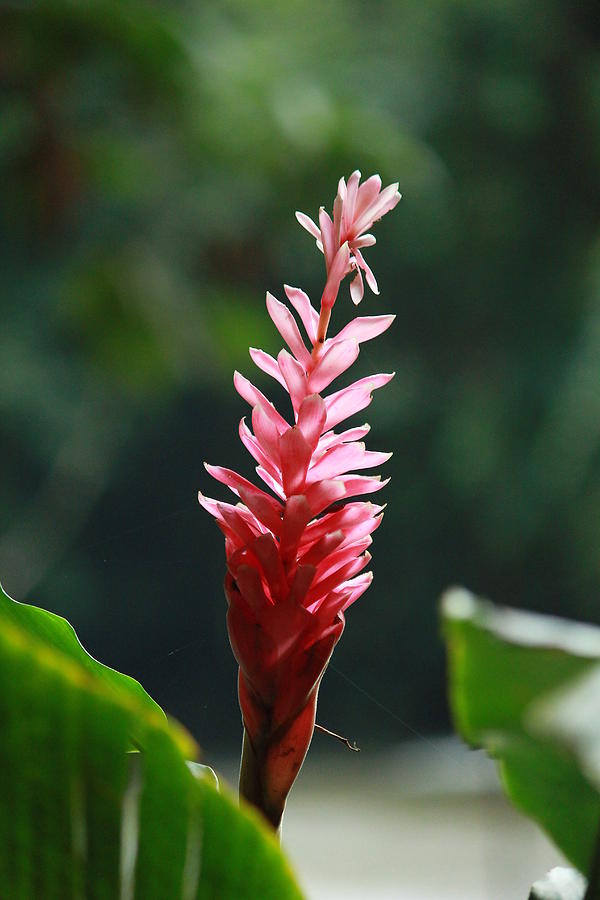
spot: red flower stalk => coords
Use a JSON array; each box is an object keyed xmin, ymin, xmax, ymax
[{"xmin": 200, "ymin": 172, "xmax": 400, "ymax": 830}]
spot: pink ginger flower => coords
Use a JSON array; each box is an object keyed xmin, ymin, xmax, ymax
[{"xmin": 200, "ymin": 173, "xmax": 399, "ymax": 830}]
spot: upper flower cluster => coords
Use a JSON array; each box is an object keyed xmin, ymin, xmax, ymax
[
  {"xmin": 200, "ymin": 172, "xmax": 399, "ymax": 828},
  {"xmin": 296, "ymin": 170, "xmax": 401, "ymax": 314}
]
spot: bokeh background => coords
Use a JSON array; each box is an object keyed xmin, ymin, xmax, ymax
[{"xmin": 3, "ymin": 0, "xmax": 600, "ymax": 768}]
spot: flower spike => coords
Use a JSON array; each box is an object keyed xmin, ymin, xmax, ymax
[{"xmin": 202, "ymin": 173, "xmax": 400, "ymax": 830}]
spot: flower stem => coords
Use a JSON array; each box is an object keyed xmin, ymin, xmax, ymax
[{"xmin": 238, "ymin": 728, "xmax": 284, "ymax": 837}]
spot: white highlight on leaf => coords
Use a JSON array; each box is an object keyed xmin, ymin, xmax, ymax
[
  {"xmin": 529, "ymin": 866, "xmax": 586, "ymax": 900},
  {"xmin": 120, "ymin": 753, "xmax": 143, "ymax": 900},
  {"xmin": 442, "ymin": 586, "xmax": 600, "ymax": 658}
]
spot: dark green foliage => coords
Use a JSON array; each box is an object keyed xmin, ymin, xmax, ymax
[{"xmin": 2, "ymin": 0, "xmax": 600, "ymax": 750}]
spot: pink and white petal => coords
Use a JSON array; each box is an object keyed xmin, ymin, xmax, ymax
[
  {"xmin": 353, "ymin": 175, "xmax": 382, "ymax": 224},
  {"xmin": 307, "ymin": 339, "xmax": 359, "ymax": 394},
  {"xmin": 349, "ymin": 267, "xmax": 364, "ymax": 305},
  {"xmin": 353, "ymin": 182, "xmax": 400, "ymax": 236},
  {"xmin": 318, "ymin": 207, "xmax": 336, "ymax": 269},
  {"xmin": 266, "ymin": 292, "xmax": 312, "ymax": 369},
  {"xmin": 277, "ymin": 349, "xmax": 308, "ymax": 414},
  {"xmin": 342, "ymin": 170, "xmax": 361, "ymax": 236},
  {"xmin": 334, "ymin": 315, "xmax": 395, "ymax": 345},
  {"xmin": 249, "ymin": 348, "xmax": 287, "ymax": 387},
  {"xmin": 351, "ymin": 234, "xmax": 376, "ymax": 249},
  {"xmin": 354, "ymin": 248, "xmax": 379, "ymax": 295},
  {"xmin": 284, "ymin": 285, "xmax": 319, "ymax": 345},
  {"xmin": 322, "ymin": 241, "xmax": 351, "ymax": 310},
  {"xmin": 278, "ymin": 426, "xmax": 313, "ymax": 496},
  {"xmin": 304, "ymin": 478, "xmax": 347, "ymax": 517},
  {"xmin": 295, "ymin": 210, "xmax": 321, "ymax": 241},
  {"xmin": 233, "ymin": 371, "xmax": 289, "ymax": 433}
]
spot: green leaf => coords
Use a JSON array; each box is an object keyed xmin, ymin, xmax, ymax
[
  {"xmin": 442, "ymin": 587, "xmax": 600, "ymax": 875},
  {"xmin": 0, "ymin": 583, "xmax": 162, "ymax": 717},
  {"xmin": 0, "ymin": 584, "xmax": 304, "ymax": 899}
]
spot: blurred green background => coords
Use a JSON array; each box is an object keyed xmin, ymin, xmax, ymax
[{"xmin": 2, "ymin": 0, "xmax": 600, "ymax": 760}]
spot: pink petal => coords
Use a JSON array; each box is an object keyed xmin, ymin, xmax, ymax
[
  {"xmin": 295, "ymin": 210, "xmax": 321, "ymax": 241},
  {"xmin": 301, "ymin": 501, "xmax": 382, "ymax": 545},
  {"xmin": 278, "ymin": 426, "xmax": 312, "ymax": 496},
  {"xmin": 232, "ymin": 564, "xmax": 271, "ymax": 616},
  {"xmin": 284, "ymin": 285, "xmax": 319, "ymax": 345},
  {"xmin": 342, "ymin": 170, "xmax": 361, "ymax": 236},
  {"xmin": 239, "ymin": 418, "xmax": 281, "ymax": 481},
  {"xmin": 280, "ymin": 495, "xmax": 313, "ymax": 563},
  {"xmin": 255, "ymin": 466, "xmax": 285, "ymax": 499},
  {"xmin": 252, "ymin": 404, "xmax": 281, "ymax": 465},
  {"xmin": 324, "ymin": 372, "xmax": 394, "ymax": 431},
  {"xmin": 217, "ymin": 502, "xmax": 259, "ymax": 545},
  {"xmin": 334, "ymin": 315, "xmax": 395, "ymax": 345},
  {"xmin": 322, "ymin": 241, "xmax": 350, "ymax": 310},
  {"xmin": 286, "ymin": 564, "xmax": 316, "ymax": 607},
  {"xmin": 304, "ymin": 478, "xmax": 347, "ymax": 517},
  {"xmin": 249, "ymin": 348, "xmax": 287, "ymax": 387},
  {"xmin": 307, "ymin": 339, "xmax": 359, "ymax": 393},
  {"xmin": 204, "ymin": 463, "xmax": 283, "ymax": 516},
  {"xmin": 266, "ymin": 292, "xmax": 312, "ymax": 369},
  {"xmin": 252, "ymin": 533, "xmax": 288, "ymax": 600},
  {"xmin": 353, "ymin": 182, "xmax": 400, "ymax": 236},
  {"xmin": 354, "ymin": 248, "xmax": 379, "ymax": 295},
  {"xmin": 317, "ymin": 423, "xmax": 370, "ymax": 452},
  {"xmin": 352, "ymin": 234, "xmax": 376, "ymax": 249},
  {"xmin": 305, "ymin": 552, "xmax": 371, "ymax": 609},
  {"xmin": 237, "ymin": 485, "xmax": 283, "ymax": 535},
  {"xmin": 349, "ymin": 267, "xmax": 364, "ymax": 305},
  {"xmin": 306, "ymin": 443, "xmax": 391, "ymax": 483},
  {"xmin": 314, "ymin": 537, "xmax": 373, "ymax": 583},
  {"xmin": 338, "ymin": 474, "xmax": 390, "ymax": 499},
  {"xmin": 277, "ymin": 349, "xmax": 308, "ymax": 414},
  {"xmin": 316, "ymin": 572, "xmax": 373, "ymax": 618},
  {"xmin": 353, "ymin": 175, "xmax": 382, "ymax": 223},
  {"xmin": 299, "ymin": 529, "xmax": 345, "ymax": 567},
  {"xmin": 233, "ymin": 371, "xmax": 288, "ymax": 433},
  {"xmin": 296, "ymin": 393, "xmax": 327, "ymax": 450}
]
